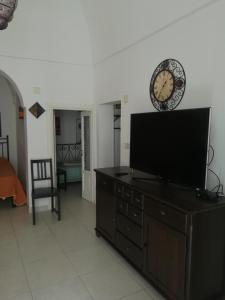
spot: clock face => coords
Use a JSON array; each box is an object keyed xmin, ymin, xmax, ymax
[
  {"xmin": 150, "ymin": 59, "xmax": 186, "ymax": 111},
  {"xmin": 153, "ymin": 70, "xmax": 174, "ymax": 102}
]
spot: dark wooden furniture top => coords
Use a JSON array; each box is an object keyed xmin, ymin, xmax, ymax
[{"xmin": 95, "ymin": 166, "xmax": 225, "ymax": 213}]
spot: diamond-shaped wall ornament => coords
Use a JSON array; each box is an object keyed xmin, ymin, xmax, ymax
[{"xmin": 29, "ymin": 102, "xmax": 45, "ymax": 118}]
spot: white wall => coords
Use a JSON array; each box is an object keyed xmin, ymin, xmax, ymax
[
  {"xmin": 89, "ymin": 0, "xmax": 225, "ymax": 190},
  {"xmin": 0, "ymin": 77, "xmax": 17, "ymax": 171},
  {"xmin": 1, "ymin": 0, "xmax": 92, "ymax": 65},
  {"xmin": 82, "ymin": 0, "xmax": 215, "ymax": 63},
  {"xmin": 97, "ymin": 104, "xmax": 114, "ymax": 168},
  {"xmin": 0, "ymin": 0, "xmax": 94, "ymax": 208}
]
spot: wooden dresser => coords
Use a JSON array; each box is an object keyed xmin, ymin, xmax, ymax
[{"xmin": 95, "ymin": 167, "xmax": 225, "ymax": 300}]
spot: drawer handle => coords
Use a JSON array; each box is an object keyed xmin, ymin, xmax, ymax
[
  {"xmin": 135, "ymin": 198, "xmax": 140, "ymax": 202},
  {"xmin": 126, "ymin": 193, "xmax": 130, "ymax": 197},
  {"xmin": 160, "ymin": 211, "xmax": 166, "ymax": 216},
  {"xmin": 133, "ymin": 213, "xmax": 137, "ymax": 217}
]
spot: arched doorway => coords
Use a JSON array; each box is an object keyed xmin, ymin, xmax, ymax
[{"xmin": 0, "ymin": 69, "xmax": 28, "ymax": 195}]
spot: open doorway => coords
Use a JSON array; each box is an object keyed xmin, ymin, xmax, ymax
[
  {"xmin": 54, "ymin": 110, "xmax": 82, "ymax": 198},
  {"xmin": 0, "ymin": 70, "xmax": 28, "ymax": 207},
  {"xmin": 53, "ymin": 109, "xmax": 92, "ymax": 202},
  {"xmin": 98, "ymin": 101, "xmax": 121, "ymax": 168}
]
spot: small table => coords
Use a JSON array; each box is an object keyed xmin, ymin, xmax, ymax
[{"xmin": 57, "ymin": 169, "xmax": 67, "ymax": 191}]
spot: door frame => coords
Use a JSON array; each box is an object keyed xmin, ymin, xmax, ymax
[
  {"xmin": 48, "ymin": 105, "xmax": 95, "ymax": 203},
  {"xmin": 81, "ymin": 111, "xmax": 92, "ymax": 201}
]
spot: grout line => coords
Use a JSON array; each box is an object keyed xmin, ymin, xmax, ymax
[
  {"xmin": 78, "ymin": 275, "xmax": 96, "ymax": 300},
  {"xmin": 94, "ymin": 0, "xmax": 223, "ymax": 66}
]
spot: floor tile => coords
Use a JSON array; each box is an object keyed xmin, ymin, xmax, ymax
[
  {"xmin": 145, "ymin": 285, "xmax": 166, "ymax": 300},
  {"xmin": 120, "ymin": 290, "xmax": 154, "ymax": 300},
  {"xmin": 0, "ymin": 240, "xmax": 21, "ymax": 267},
  {"xmin": 3, "ymin": 292, "xmax": 33, "ymax": 300},
  {"xmin": 0, "ymin": 229, "xmax": 17, "ymax": 244},
  {"xmin": 32, "ymin": 277, "xmax": 93, "ymax": 300},
  {"xmin": 0, "ymin": 261, "xmax": 29, "ymax": 299},
  {"xmin": 67, "ymin": 244, "xmax": 119, "ymax": 275},
  {"xmin": 18, "ymin": 233, "xmax": 63, "ymax": 263},
  {"xmin": 118, "ymin": 259, "xmax": 154, "ymax": 290},
  {"xmin": 25, "ymin": 253, "xmax": 77, "ymax": 290},
  {"xmin": 81, "ymin": 263, "xmax": 142, "ymax": 300},
  {"xmin": 13, "ymin": 220, "xmax": 51, "ymax": 242},
  {"xmin": 0, "ymin": 218, "xmax": 14, "ymax": 235},
  {"xmin": 52, "ymin": 223, "xmax": 102, "ymax": 253}
]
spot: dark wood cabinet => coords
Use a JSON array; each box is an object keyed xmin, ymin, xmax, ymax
[
  {"xmin": 144, "ymin": 215, "xmax": 186, "ymax": 300},
  {"xmin": 95, "ymin": 167, "xmax": 225, "ymax": 300},
  {"xmin": 96, "ymin": 173, "xmax": 115, "ymax": 242}
]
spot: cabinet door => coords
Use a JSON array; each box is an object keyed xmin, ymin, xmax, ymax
[
  {"xmin": 144, "ymin": 216, "xmax": 186, "ymax": 300},
  {"xmin": 96, "ymin": 174, "xmax": 115, "ymax": 242}
]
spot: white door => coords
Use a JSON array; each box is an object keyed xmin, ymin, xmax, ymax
[{"xmin": 81, "ymin": 111, "xmax": 92, "ymax": 201}]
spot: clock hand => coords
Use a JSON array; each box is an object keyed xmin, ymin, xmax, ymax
[{"xmin": 158, "ymin": 80, "xmax": 168, "ymax": 99}]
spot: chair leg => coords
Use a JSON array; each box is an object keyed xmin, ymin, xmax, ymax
[
  {"xmin": 32, "ymin": 197, "xmax": 36, "ymax": 225},
  {"xmin": 57, "ymin": 195, "xmax": 61, "ymax": 221},
  {"xmin": 64, "ymin": 172, "xmax": 67, "ymax": 191}
]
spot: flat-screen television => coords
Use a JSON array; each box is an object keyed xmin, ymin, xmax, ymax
[{"xmin": 130, "ymin": 108, "xmax": 211, "ymax": 190}]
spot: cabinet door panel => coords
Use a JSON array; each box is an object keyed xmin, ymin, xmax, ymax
[
  {"xmin": 144, "ymin": 216, "xmax": 186, "ymax": 300},
  {"xmin": 96, "ymin": 175, "xmax": 115, "ymax": 242}
]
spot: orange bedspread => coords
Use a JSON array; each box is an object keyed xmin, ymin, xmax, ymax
[{"xmin": 0, "ymin": 158, "xmax": 26, "ymax": 206}]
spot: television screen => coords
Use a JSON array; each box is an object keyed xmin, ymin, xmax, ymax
[{"xmin": 130, "ymin": 108, "xmax": 210, "ymax": 190}]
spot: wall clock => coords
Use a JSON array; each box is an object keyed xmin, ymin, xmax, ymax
[{"xmin": 150, "ymin": 59, "xmax": 186, "ymax": 111}]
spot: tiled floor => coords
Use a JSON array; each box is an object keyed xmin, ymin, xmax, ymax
[{"xmin": 0, "ymin": 183, "xmax": 165, "ymax": 300}]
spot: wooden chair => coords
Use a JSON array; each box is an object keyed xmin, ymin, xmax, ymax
[{"xmin": 31, "ymin": 159, "xmax": 61, "ymax": 225}]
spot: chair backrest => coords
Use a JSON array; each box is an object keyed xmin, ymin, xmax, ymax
[{"xmin": 31, "ymin": 159, "xmax": 53, "ymax": 191}]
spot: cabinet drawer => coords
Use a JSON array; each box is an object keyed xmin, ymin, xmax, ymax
[
  {"xmin": 116, "ymin": 213, "xmax": 143, "ymax": 247},
  {"xmin": 123, "ymin": 187, "xmax": 132, "ymax": 202},
  {"xmin": 96, "ymin": 174, "xmax": 114, "ymax": 193},
  {"xmin": 128, "ymin": 206, "xmax": 143, "ymax": 226},
  {"xmin": 117, "ymin": 198, "xmax": 128, "ymax": 216},
  {"xmin": 130, "ymin": 191, "xmax": 144, "ymax": 209},
  {"xmin": 115, "ymin": 232, "xmax": 143, "ymax": 269},
  {"xmin": 115, "ymin": 183, "xmax": 123, "ymax": 198},
  {"xmin": 145, "ymin": 198, "xmax": 187, "ymax": 233}
]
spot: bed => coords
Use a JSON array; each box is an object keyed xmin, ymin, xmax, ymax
[
  {"xmin": 0, "ymin": 136, "xmax": 26, "ymax": 206},
  {"xmin": 56, "ymin": 143, "xmax": 81, "ymax": 183}
]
